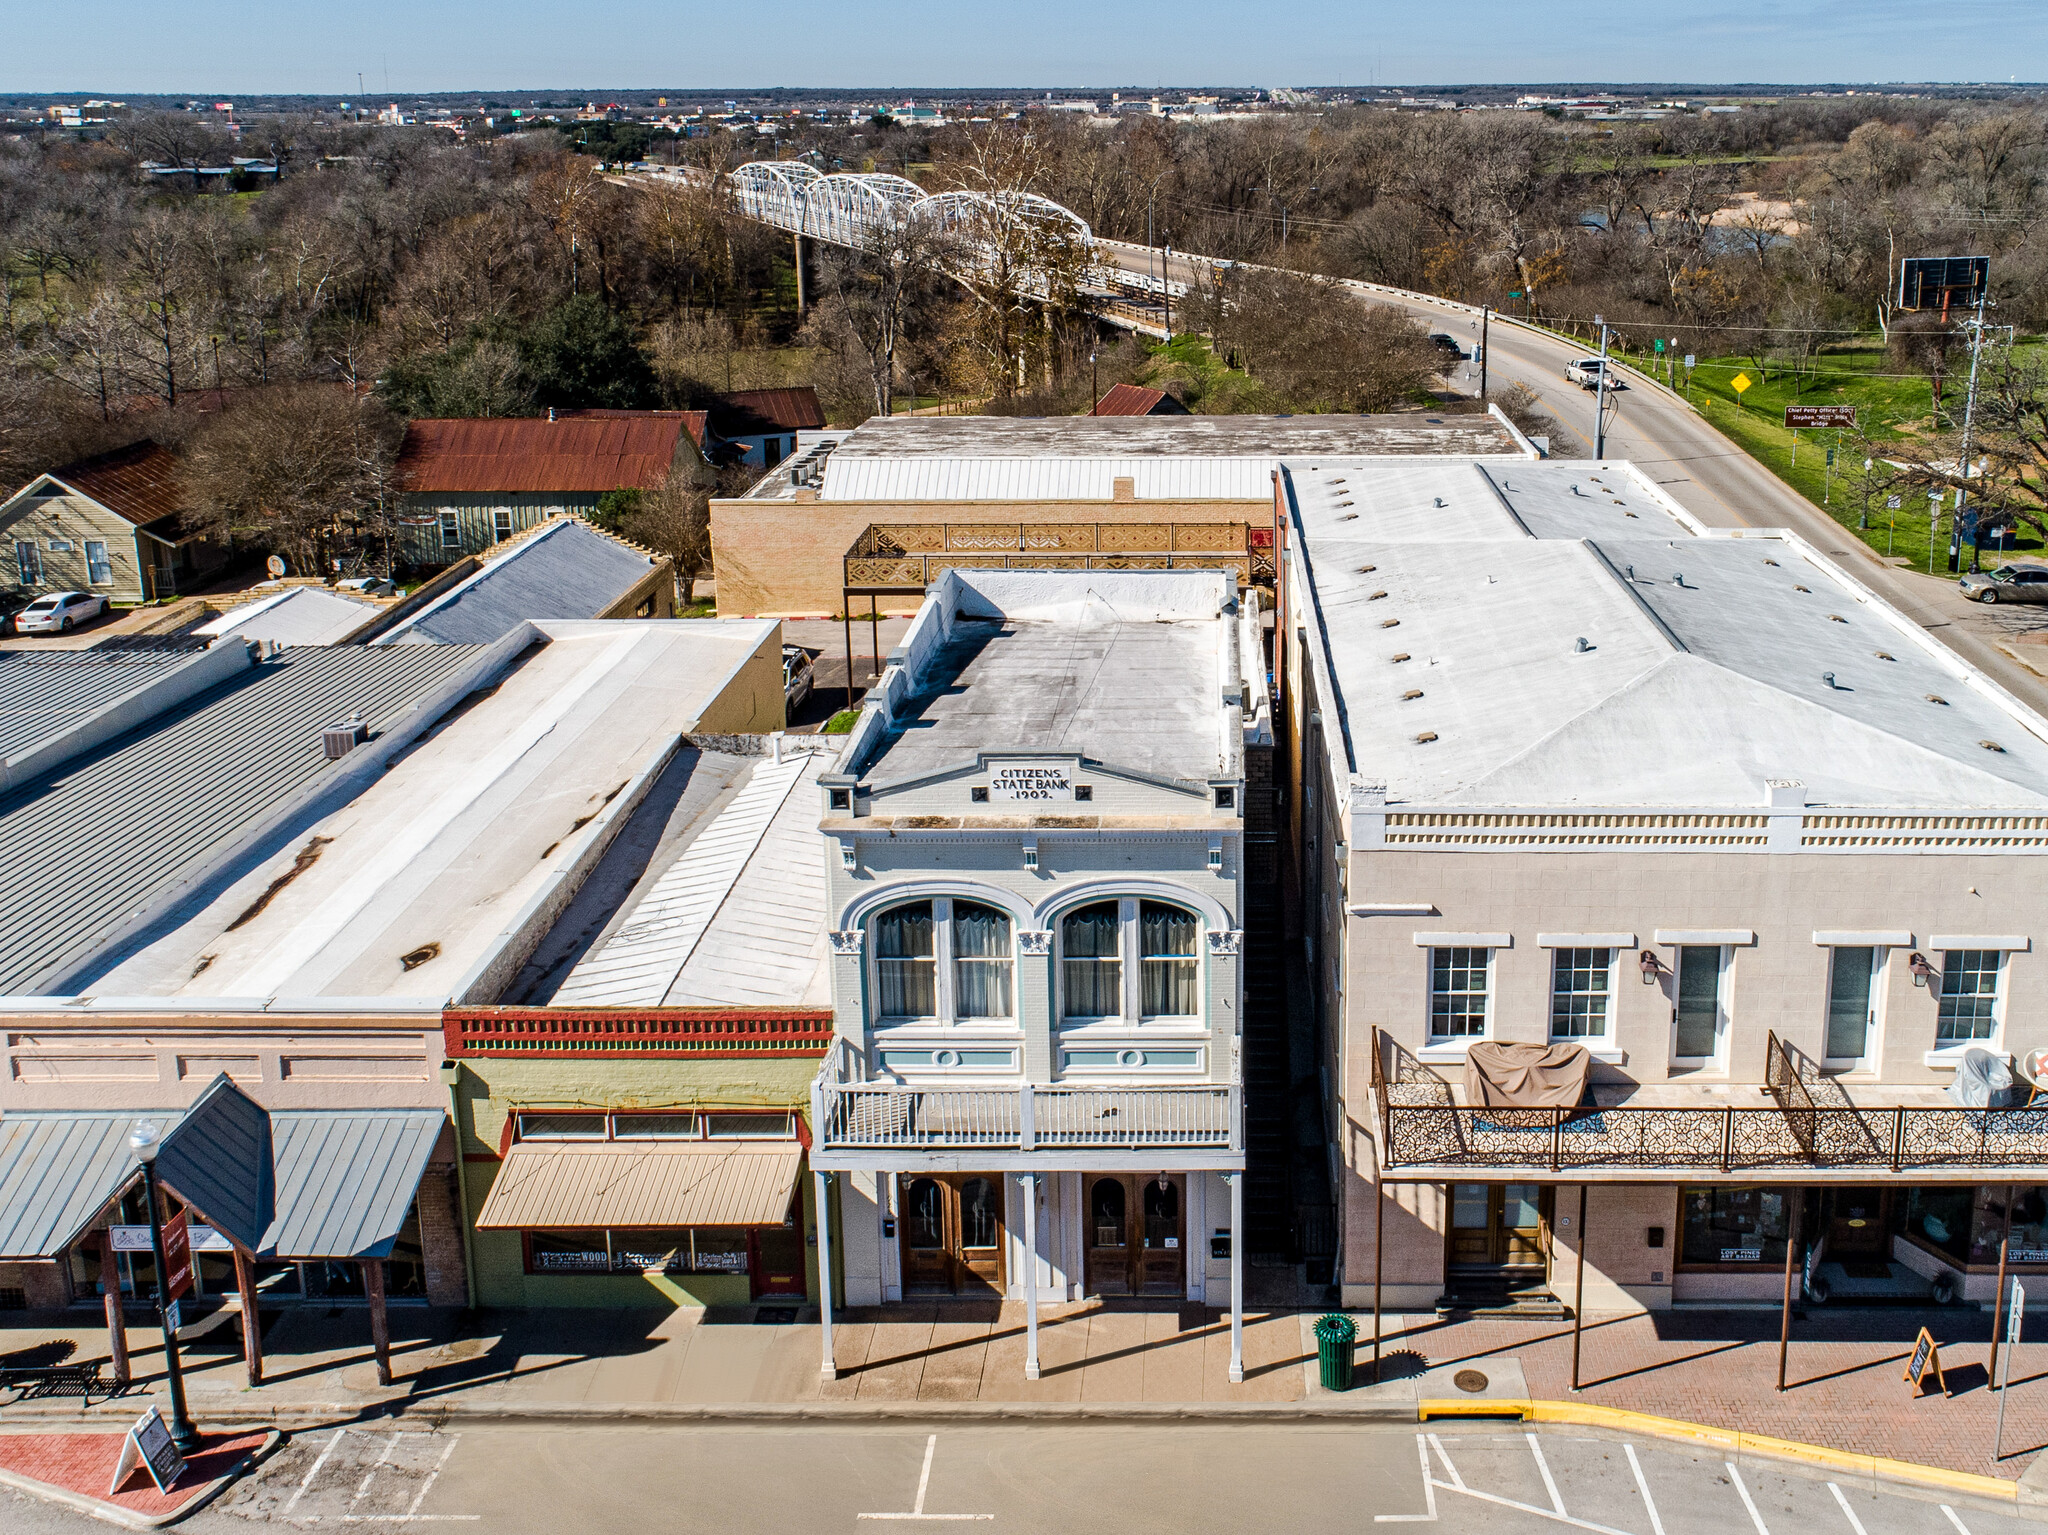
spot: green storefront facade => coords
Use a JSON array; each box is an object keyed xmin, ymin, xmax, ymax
[{"xmin": 442, "ymin": 1008, "xmax": 834, "ymax": 1310}]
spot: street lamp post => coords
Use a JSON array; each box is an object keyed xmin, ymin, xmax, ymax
[
  {"xmin": 1089, "ymin": 351, "xmax": 1099, "ymax": 414},
  {"xmin": 128, "ymin": 1122, "xmax": 201, "ymax": 1455}
]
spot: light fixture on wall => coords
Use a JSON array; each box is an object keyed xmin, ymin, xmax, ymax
[
  {"xmin": 1638, "ymin": 948, "xmax": 1663, "ymax": 985},
  {"xmin": 1156, "ymin": 1171, "xmax": 1171, "ymax": 1193},
  {"xmin": 1909, "ymin": 951, "xmax": 1934, "ymax": 988}
]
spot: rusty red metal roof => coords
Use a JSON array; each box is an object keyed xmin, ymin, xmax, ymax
[
  {"xmin": 1091, "ymin": 383, "xmax": 1188, "ymax": 417},
  {"xmin": 396, "ymin": 415, "xmax": 691, "ymax": 495},
  {"xmin": 47, "ymin": 441, "xmax": 184, "ymax": 527},
  {"xmin": 707, "ymin": 388, "xmax": 826, "ymax": 437}
]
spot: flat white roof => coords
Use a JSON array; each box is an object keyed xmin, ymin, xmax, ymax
[
  {"xmin": 1289, "ymin": 459, "xmax": 2048, "ymax": 812},
  {"xmin": 83, "ymin": 620, "xmax": 779, "ymax": 1002}
]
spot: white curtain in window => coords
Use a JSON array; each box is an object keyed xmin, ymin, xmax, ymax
[
  {"xmin": 1062, "ymin": 903, "xmax": 1122, "ymax": 1018},
  {"xmin": 1140, "ymin": 902, "xmax": 1200, "ymax": 1016},
  {"xmin": 875, "ymin": 902, "xmax": 936, "ymax": 1017},
  {"xmin": 953, "ymin": 902, "xmax": 1013, "ymax": 1017}
]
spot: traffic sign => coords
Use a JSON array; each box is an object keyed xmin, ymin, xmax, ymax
[
  {"xmin": 1653, "ymin": 339, "xmax": 1665, "ymax": 353},
  {"xmin": 1731, "ymin": 373, "xmax": 1753, "ymax": 395},
  {"xmin": 1887, "ymin": 496, "xmax": 1902, "ymax": 509},
  {"xmin": 1683, "ymin": 355, "xmax": 1696, "ymax": 369}
]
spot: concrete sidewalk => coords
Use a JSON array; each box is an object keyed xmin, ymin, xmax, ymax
[{"xmin": 5, "ymin": 1299, "xmax": 2047, "ymax": 1483}]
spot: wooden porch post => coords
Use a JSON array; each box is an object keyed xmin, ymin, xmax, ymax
[
  {"xmin": 1991, "ymin": 1183, "xmax": 2016, "ymax": 1390},
  {"xmin": 1371, "ymin": 1175, "xmax": 1385, "ymax": 1385},
  {"xmin": 1777, "ymin": 1191, "xmax": 1803, "ymax": 1392},
  {"xmin": 1020, "ymin": 1173, "xmax": 1040, "ymax": 1381},
  {"xmin": 234, "ymin": 1246, "xmax": 263, "ymax": 1387},
  {"xmin": 365, "ymin": 1259, "xmax": 392, "ymax": 1387},
  {"xmin": 99, "ymin": 1230, "xmax": 129, "ymax": 1386}
]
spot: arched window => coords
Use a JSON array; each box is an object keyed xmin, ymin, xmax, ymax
[
  {"xmin": 1061, "ymin": 902, "xmax": 1122, "ymax": 1019},
  {"xmin": 874, "ymin": 902, "xmax": 935, "ymax": 1018},
  {"xmin": 953, "ymin": 902, "xmax": 1014, "ymax": 1018},
  {"xmin": 1058, "ymin": 897, "xmax": 1204, "ymax": 1024},
  {"xmin": 870, "ymin": 897, "xmax": 1016, "ymax": 1024},
  {"xmin": 1141, "ymin": 902, "xmax": 1200, "ymax": 1016}
]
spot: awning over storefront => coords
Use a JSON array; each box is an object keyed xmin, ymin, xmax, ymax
[
  {"xmin": 0, "ymin": 1101, "xmax": 442, "ymax": 1261},
  {"xmin": 0, "ymin": 1111, "xmax": 182, "ymax": 1260},
  {"xmin": 475, "ymin": 1142, "xmax": 803, "ymax": 1230},
  {"xmin": 261, "ymin": 1110, "xmax": 444, "ymax": 1260}
]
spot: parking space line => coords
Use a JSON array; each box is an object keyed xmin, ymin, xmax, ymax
[
  {"xmin": 1425, "ymin": 1435, "xmax": 1467, "ymax": 1492},
  {"xmin": 1827, "ymin": 1483, "xmax": 1869, "ymax": 1535},
  {"xmin": 1727, "ymin": 1464, "xmax": 1771, "ymax": 1535},
  {"xmin": 1941, "ymin": 1508, "xmax": 1973, "ymax": 1535},
  {"xmin": 284, "ymin": 1430, "xmax": 348, "ymax": 1517},
  {"xmin": 857, "ymin": 1435, "xmax": 996, "ymax": 1521},
  {"xmin": 406, "ymin": 1439, "xmax": 460, "ymax": 1519},
  {"xmin": 1526, "ymin": 1433, "xmax": 1566, "ymax": 1517},
  {"xmin": 1416, "ymin": 1477, "xmax": 1635, "ymax": 1535},
  {"xmin": 1372, "ymin": 1434, "xmax": 1438, "ymax": 1522},
  {"xmin": 354, "ymin": 1432, "xmax": 404, "ymax": 1505},
  {"xmin": 1623, "ymin": 1444, "xmax": 1665, "ymax": 1535}
]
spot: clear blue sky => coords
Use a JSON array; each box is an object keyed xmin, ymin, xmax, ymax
[{"xmin": 7, "ymin": 0, "xmax": 2044, "ymax": 95}]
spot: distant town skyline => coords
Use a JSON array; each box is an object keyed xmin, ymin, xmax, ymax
[{"xmin": 5, "ymin": 0, "xmax": 2044, "ymax": 96}]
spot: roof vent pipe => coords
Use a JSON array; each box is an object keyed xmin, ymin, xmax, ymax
[
  {"xmin": 1823, "ymin": 672, "xmax": 1837, "ymax": 690},
  {"xmin": 1575, "ymin": 637, "xmax": 1592, "ymax": 653},
  {"xmin": 1671, "ymin": 572, "xmax": 1684, "ymax": 587}
]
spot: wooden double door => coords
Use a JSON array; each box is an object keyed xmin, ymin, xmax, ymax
[
  {"xmin": 1085, "ymin": 1174, "xmax": 1186, "ymax": 1297},
  {"xmin": 900, "ymin": 1174, "xmax": 1006, "ymax": 1295},
  {"xmin": 1448, "ymin": 1183, "xmax": 1549, "ymax": 1276}
]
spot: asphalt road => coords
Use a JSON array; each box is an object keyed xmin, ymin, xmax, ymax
[
  {"xmin": 1095, "ymin": 237, "xmax": 2048, "ymax": 718},
  {"xmin": 2, "ymin": 1421, "xmax": 2037, "ymax": 1535}
]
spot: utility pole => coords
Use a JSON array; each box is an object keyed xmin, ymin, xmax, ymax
[
  {"xmin": 1956, "ymin": 279, "xmax": 1990, "ymax": 573},
  {"xmin": 1479, "ymin": 306, "xmax": 1489, "ymax": 403},
  {"xmin": 1593, "ymin": 315, "xmax": 1611, "ymax": 460}
]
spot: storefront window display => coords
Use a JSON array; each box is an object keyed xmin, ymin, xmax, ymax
[
  {"xmin": 1904, "ymin": 1187, "xmax": 2048, "ymax": 1268},
  {"xmin": 1679, "ymin": 1187, "xmax": 1790, "ymax": 1268},
  {"xmin": 524, "ymin": 1228, "xmax": 755, "ymax": 1276}
]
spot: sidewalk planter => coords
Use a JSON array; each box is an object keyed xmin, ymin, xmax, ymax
[{"xmin": 1314, "ymin": 1313, "xmax": 1357, "ymax": 1392}]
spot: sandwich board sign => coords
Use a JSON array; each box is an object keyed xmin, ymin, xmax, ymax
[
  {"xmin": 1904, "ymin": 1326, "xmax": 1949, "ymax": 1397},
  {"xmin": 109, "ymin": 1406, "xmax": 185, "ymax": 1495}
]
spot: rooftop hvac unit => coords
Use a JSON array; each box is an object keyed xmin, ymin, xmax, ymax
[{"xmin": 322, "ymin": 719, "xmax": 369, "ymax": 760}]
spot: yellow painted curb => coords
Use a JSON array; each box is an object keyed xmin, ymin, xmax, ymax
[{"xmin": 1417, "ymin": 1399, "xmax": 2019, "ymax": 1504}]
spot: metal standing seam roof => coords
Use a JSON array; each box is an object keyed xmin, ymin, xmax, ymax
[
  {"xmin": 474, "ymin": 1141, "xmax": 803, "ymax": 1230},
  {"xmin": 822, "ymin": 455, "xmax": 1286, "ymax": 502},
  {"xmin": 0, "ymin": 650, "xmax": 204, "ymax": 761},
  {"xmin": 396, "ymin": 416, "xmax": 689, "ymax": 495},
  {"xmin": 155, "ymin": 1074, "xmax": 274, "ymax": 1252},
  {"xmin": 37, "ymin": 441, "xmax": 185, "ymax": 527},
  {"xmin": 0, "ymin": 1111, "xmax": 175, "ymax": 1259},
  {"xmin": 706, "ymin": 387, "xmax": 827, "ymax": 437},
  {"xmin": 195, "ymin": 588, "xmax": 382, "ymax": 647},
  {"xmin": 377, "ymin": 520, "xmax": 657, "ymax": 646},
  {"xmin": 0, "ymin": 644, "xmax": 485, "ymax": 995},
  {"xmin": 261, "ymin": 1109, "xmax": 443, "ymax": 1259}
]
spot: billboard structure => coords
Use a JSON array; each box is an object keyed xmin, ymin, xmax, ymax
[{"xmin": 1897, "ymin": 256, "xmax": 1988, "ymax": 316}]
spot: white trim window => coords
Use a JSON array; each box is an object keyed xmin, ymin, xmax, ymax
[
  {"xmin": 439, "ymin": 512, "xmax": 461, "ymax": 550},
  {"xmin": 1429, "ymin": 947, "xmax": 1489, "ymax": 1041},
  {"xmin": 1937, "ymin": 949, "xmax": 2002, "ymax": 1044},
  {"xmin": 871, "ymin": 898, "xmax": 1014, "ymax": 1025},
  {"xmin": 84, "ymin": 540, "xmax": 112, "ymax": 586},
  {"xmin": 492, "ymin": 509, "xmax": 514, "ymax": 542},
  {"xmin": 1549, "ymin": 947, "xmax": 1613, "ymax": 1041},
  {"xmin": 1060, "ymin": 897, "xmax": 1203, "ymax": 1025},
  {"xmin": 1826, "ymin": 946, "xmax": 1880, "ymax": 1063},
  {"xmin": 14, "ymin": 540, "xmax": 42, "ymax": 585}
]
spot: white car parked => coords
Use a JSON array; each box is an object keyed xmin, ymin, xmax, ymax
[{"xmin": 14, "ymin": 590, "xmax": 107, "ymax": 634}]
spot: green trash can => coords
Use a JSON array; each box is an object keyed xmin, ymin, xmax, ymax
[{"xmin": 1314, "ymin": 1312, "xmax": 1357, "ymax": 1392}]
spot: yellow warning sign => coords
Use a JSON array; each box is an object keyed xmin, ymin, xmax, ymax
[{"xmin": 1731, "ymin": 372, "xmax": 1753, "ymax": 395}]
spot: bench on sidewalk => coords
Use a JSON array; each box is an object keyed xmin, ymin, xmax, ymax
[{"xmin": 0, "ymin": 1361, "xmax": 112, "ymax": 1402}]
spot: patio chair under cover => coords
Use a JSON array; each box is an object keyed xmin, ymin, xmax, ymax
[
  {"xmin": 1462, "ymin": 1040, "xmax": 1593, "ymax": 1109},
  {"xmin": 1946, "ymin": 1047, "xmax": 2025, "ymax": 1109}
]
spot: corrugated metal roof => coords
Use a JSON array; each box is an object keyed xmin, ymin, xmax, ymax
[
  {"xmin": 396, "ymin": 416, "xmax": 689, "ymax": 495},
  {"xmin": 0, "ymin": 1112, "xmax": 172, "ymax": 1259},
  {"xmin": 44, "ymin": 441, "xmax": 184, "ymax": 527},
  {"xmin": 0, "ymin": 650, "xmax": 202, "ymax": 761},
  {"xmin": 708, "ymin": 388, "xmax": 826, "ymax": 437},
  {"xmin": 156, "ymin": 1074, "xmax": 273, "ymax": 1252},
  {"xmin": 474, "ymin": 1142, "xmax": 802, "ymax": 1230},
  {"xmin": 196, "ymin": 588, "xmax": 380, "ymax": 647},
  {"xmin": 378, "ymin": 519, "xmax": 656, "ymax": 647},
  {"xmin": 0, "ymin": 644, "xmax": 484, "ymax": 995},
  {"xmin": 261, "ymin": 1109, "xmax": 442, "ymax": 1259},
  {"xmin": 823, "ymin": 455, "xmax": 1281, "ymax": 503},
  {"xmin": 1091, "ymin": 384, "xmax": 1183, "ymax": 417}
]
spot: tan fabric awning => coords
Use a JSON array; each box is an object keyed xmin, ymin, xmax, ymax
[{"xmin": 474, "ymin": 1142, "xmax": 802, "ymax": 1230}]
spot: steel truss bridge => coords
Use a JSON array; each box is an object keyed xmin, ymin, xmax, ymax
[{"xmin": 634, "ymin": 162, "xmax": 1178, "ymax": 333}]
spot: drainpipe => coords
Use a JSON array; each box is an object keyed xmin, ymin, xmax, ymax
[{"xmin": 439, "ymin": 1060, "xmax": 479, "ymax": 1310}]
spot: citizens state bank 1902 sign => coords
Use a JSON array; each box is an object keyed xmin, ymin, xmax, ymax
[{"xmin": 989, "ymin": 765, "xmax": 1072, "ymax": 802}]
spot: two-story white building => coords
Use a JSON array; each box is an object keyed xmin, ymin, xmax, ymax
[
  {"xmin": 1279, "ymin": 454, "xmax": 2048, "ymax": 1323},
  {"xmin": 807, "ymin": 568, "xmax": 1267, "ymax": 1381}
]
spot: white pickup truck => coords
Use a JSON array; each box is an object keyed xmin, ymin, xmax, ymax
[{"xmin": 1564, "ymin": 358, "xmax": 1622, "ymax": 390}]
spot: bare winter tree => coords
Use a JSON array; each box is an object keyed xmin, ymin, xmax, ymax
[{"xmin": 811, "ymin": 215, "xmax": 954, "ymax": 419}]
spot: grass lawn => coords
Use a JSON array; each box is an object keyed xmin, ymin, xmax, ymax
[{"xmin": 1607, "ymin": 340, "xmax": 2045, "ymax": 572}]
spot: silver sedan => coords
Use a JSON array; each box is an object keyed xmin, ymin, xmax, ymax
[{"xmin": 1959, "ymin": 563, "xmax": 2048, "ymax": 603}]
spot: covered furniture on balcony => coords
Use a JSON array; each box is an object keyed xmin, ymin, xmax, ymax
[{"xmin": 810, "ymin": 1056, "xmax": 1247, "ymax": 1383}]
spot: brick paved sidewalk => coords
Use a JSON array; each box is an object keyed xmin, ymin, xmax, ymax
[
  {"xmin": 1362, "ymin": 1304, "xmax": 2048, "ymax": 1480},
  {"xmin": 0, "ymin": 1429, "xmax": 272, "ymax": 1527}
]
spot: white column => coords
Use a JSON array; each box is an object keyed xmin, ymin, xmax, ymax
[
  {"xmin": 1228, "ymin": 1170, "xmax": 1245, "ymax": 1384},
  {"xmin": 1021, "ymin": 1172, "xmax": 1041, "ymax": 1380},
  {"xmin": 816, "ymin": 1170, "xmax": 837, "ymax": 1381}
]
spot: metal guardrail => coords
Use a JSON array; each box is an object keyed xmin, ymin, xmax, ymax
[{"xmin": 814, "ymin": 1080, "xmax": 1241, "ymax": 1153}]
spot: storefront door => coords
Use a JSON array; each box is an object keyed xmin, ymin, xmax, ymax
[
  {"xmin": 1448, "ymin": 1184, "xmax": 1548, "ymax": 1275},
  {"xmin": 1826, "ymin": 1187, "xmax": 1891, "ymax": 1264},
  {"xmin": 899, "ymin": 1174, "xmax": 1006, "ymax": 1295},
  {"xmin": 1085, "ymin": 1174, "xmax": 1186, "ymax": 1297}
]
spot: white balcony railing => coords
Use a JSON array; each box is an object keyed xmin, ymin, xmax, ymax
[{"xmin": 810, "ymin": 1071, "xmax": 1242, "ymax": 1158}]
